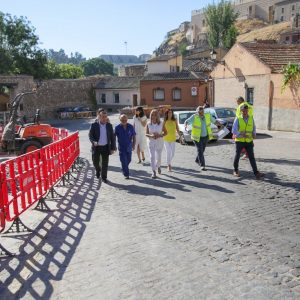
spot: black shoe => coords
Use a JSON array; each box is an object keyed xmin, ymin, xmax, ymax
[
  {"xmin": 102, "ymin": 178, "xmax": 107, "ymax": 183},
  {"xmin": 124, "ymin": 176, "xmax": 129, "ymax": 179},
  {"xmin": 96, "ymin": 170, "xmax": 100, "ymax": 178}
]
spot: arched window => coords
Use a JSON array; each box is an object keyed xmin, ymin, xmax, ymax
[{"xmin": 172, "ymin": 87, "xmax": 181, "ymax": 101}]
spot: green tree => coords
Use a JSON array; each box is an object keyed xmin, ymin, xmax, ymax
[
  {"xmin": 204, "ymin": 0, "xmax": 238, "ymax": 49},
  {"xmin": 44, "ymin": 60, "xmax": 83, "ymax": 79},
  {"xmin": 0, "ymin": 11, "xmax": 48, "ymax": 77},
  {"xmin": 81, "ymin": 58, "xmax": 114, "ymax": 76},
  {"xmin": 281, "ymin": 63, "xmax": 300, "ymax": 92}
]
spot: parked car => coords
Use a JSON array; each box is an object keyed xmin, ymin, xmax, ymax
[
  {"xmin": 56, "ymin": 107, "xmax": 75, "ymax": 119},
  {"xmin": 72, "ymin": 106, "xmax": 93, "ymax": 118},
  {"xmin": 204, "ymin": 107, "xmax": 236, "ymax": 136},
  {"xmin": 173, "ymin": 111, "xmax": 219, "ymax": 145}
]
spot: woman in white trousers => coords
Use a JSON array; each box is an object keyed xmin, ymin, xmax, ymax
[
  {"xmin": 146, "ymin": 109, "xmax": 167, "ymax": 178},
  {"xmin": 163, "ymin": 109, "xmax": 180, "ymax": 172},
  {"xmin": 133, "ymin": 106, "xmax": 147, "ymax": 163}
]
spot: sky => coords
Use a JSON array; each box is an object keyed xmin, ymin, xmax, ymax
[{"xmin": 0, "ymin": 0, "xmax": 214, "ymax": 59}]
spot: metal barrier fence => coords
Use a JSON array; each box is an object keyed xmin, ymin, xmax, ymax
[{"xmin": 0, "ymin": 130, "xmax": 80, "ymax": 253}]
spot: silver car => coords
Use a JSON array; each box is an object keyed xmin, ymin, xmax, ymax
[{"xmin": 173, "ymin": 110, "xmax": 219, "ymax": 145}]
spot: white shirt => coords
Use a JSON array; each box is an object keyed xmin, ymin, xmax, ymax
[{"xmin": 98, "ymin": 122, "xmax": 108, "ymax": 145}]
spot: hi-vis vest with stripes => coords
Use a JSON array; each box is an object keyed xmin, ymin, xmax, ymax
[
  {"xmin": 191, "ymin": 113, "xmax": 213, "ymax": 142},
  {"xmin": 236, "ymin": 102, "xmax": 254, "ymax": 118},
  {"xmin": 235, "ymin": 116, "xmax": 254, "ymax": 143}
]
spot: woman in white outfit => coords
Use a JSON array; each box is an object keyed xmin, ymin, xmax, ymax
[
  {"xmin": 146, "ymin": 109, "xmax": 167, "ymax": 178},
  {"xmin": 163, "ymin": 109, "xmax": 180, "ymax": 172},
  {"xmin": 133, "ymin": 106, "xmax": 147, "ymax": 163}
]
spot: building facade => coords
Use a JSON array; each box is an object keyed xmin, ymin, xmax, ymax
[
  {"xmin": 95, "ymin": 76, "xmax": 141, "ymax": 110},
  {"xmin": 274, "ymin": 0, "xmax": 300, "ymax": 22},
  {"xmin": 140, "ymin": 72, "xmax": 210, "ymax": 109},
  {"xmin": 211, "ymin": 42, "xmax": 300, "ymax": 132}
]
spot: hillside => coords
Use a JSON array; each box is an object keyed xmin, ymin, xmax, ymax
[
  {"xmin": 237, "ymin": 21, "xmax": 292, "ymax": 42},
  {"xmin": 155, "ymin": 19, "xmax": 294, "ymax": 57},
  {"xmin": 156, "ymin": 31, "xmax": 188, "ymax": 56}
]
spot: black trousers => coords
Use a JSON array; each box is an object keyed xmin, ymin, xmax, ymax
[
  {"xmin": 92, "ymin": 145, "xmax": 109, "ymax": 179},
  {"xmin": 234, "ymin": 141, "xmax": 258, "ymax": 175},
  {"xmin": 194, "ymin": 136, "xmax": 208, "ymax": 167}
]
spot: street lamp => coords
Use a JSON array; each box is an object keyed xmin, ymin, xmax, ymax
[
  {"xmin": 210, "ymin": 49, "xmax": 225, "ymax": 66},
  {"xmin": 210, "ymin": 49, "xmax": 217, "ymax": 61}
]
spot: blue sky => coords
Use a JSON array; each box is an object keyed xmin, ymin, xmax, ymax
[{"xmin": 1, "ymin": 0, "xmax": 214, "ymax": 59}]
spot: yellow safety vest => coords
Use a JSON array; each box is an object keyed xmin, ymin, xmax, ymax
[
  {"xmin": 191, "ymin": 113, "xmax": 213, "ymax": 142},
  {"xmin": 236, "ymin": 102, "xmax": 254, "ymax": 118},
  {"xmin": 235, "ymin": 117, "xmax": 254, "ymax": 143}
]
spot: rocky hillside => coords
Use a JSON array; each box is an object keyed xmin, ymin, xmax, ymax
[
  {"xmin": 155, "ymin": 19, "xmax": 293, "ymax": 56},
  {"xmin": 156, "ymin": 32, "xmax": 188, "ymax": 56},
  {"xmin": 237, "ymin": 21, "xmax": 292, "ymax": 43}
]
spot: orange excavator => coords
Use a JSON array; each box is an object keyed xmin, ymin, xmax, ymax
[{"xmin": 0, "ymin": 89, "xmax": 53, "ymax": 155}]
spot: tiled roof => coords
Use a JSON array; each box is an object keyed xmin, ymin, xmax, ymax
[
  {"xmin": 95, "ymin": 76, "xmax": 141, "ymax": 89},
  {"xmin": 141, "ymin": 71, "xmax": 208, "ymax": 81},
  {"xmin": 183, "ymin": 58, "xmax": 214, "ymax": 72},
  {"xmin": 241, "ymin": 42, "xmax": 300, "ymax": 73}
]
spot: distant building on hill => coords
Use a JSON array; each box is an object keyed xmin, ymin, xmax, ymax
[{"xmin": 187, "ymin": 0, "xmax": 300, "ymax": 50}]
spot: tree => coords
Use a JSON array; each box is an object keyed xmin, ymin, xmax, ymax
[
  {"xmin": 81, "ymin": 58, "xmax": 114, "ymax": 76},
  {"xmin": 46, "ymin": 49, "xmax": 86, "ymax": 65},
  {"xmin": 281, "ymin": 63, "xmax": 300, "ymax": 92},
  {"xmin": 204, "ymin": 1, "xmax": 238, "ymax": 49},
  {"xmin": 0, "ymin": 11, "xmax": 48, "ymax": 77},
  {"xmin": 44, "ymin": 60, "xmax": 83, "ymax": 79}
]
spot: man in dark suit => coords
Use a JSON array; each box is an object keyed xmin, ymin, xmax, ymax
[{"xmin": 89, "ymin": 109, "xmax": 116, "ymax": 183}]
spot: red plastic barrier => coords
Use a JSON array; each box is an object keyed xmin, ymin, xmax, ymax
[
  {"xmin": 0, "ymin": 130, "xmax": 79, "ymax": 224},
  {"xmin": 52, "ymin": 127, "xmax": 69, "ymax": 142},
  {"xmin": 0, "ymin": 150, "xmax": 46, "ymax": 221},
  {"xmin": 0, "ymin": 171, "xmax": 6, "ymax": 233}
]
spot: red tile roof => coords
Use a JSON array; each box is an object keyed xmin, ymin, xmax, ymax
[{"xmin": 241, "ymin": 42, "xmax": 300, "ymax": 73}]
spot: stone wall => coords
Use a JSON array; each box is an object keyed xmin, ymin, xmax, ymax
[{"xmin": 0, "ymin": 75, "xmax": 100, "ymax": 119}]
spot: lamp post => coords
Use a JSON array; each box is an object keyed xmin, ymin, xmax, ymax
[{"xmin": 210, "ymin": 49, "xmax": 217, "ymax": 61}]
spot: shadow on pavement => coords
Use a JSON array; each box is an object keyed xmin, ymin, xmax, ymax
[
  {"xmin": 108, "ymin": 166, "xmax": 235, "ymax": 195},
  {"xmin": 0, "ymin": 159, "xmax": 99, "ymax": 299},
  {"xmin": 256, "ymin": 158, "xmax": 300, "ymax": 167},
  {"xmin": 256, "ymin": 133, "xmax": 273, "ymax": 139},
  {"xmin": 264, "ymin": 171, "xmax": 300, "ymax": 192}
]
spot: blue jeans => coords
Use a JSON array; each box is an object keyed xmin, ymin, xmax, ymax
[
  {"xmin": 194, "ymin": 136, "xmax": 208, "ymax": 167},
  {"xmin": 119, "ymin": 150, "xmax": 132, "ymax": 177}
]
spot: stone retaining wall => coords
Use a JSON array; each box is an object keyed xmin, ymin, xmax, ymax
[{"xmin": 0, "ymin": 75, "xmax": 99, "ymax": 119}]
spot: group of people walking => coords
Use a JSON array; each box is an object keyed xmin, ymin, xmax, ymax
[
  {"xmin": 88, "ymin": 98, "xmax": 264, "ymax": 183},
  {"xmin": 88, "ymin": 107, "xmax": 180, "ymax": 181}
]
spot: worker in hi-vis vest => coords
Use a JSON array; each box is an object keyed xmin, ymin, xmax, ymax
[
  {"xmin": 232, "ymin": 104, "xmax": 264, "ymax": 180},
  {"xmin": 235, "ymin": 96, "xmax": 254, "ymax": 159},
  {"xmin": 235, "ymin": 96, "xmax": 254, "ymax": 118},
  {"xmin": 184, "ymin": 106, "xmax": 218, "ymax": 171}
]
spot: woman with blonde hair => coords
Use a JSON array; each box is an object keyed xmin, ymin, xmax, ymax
[
  {"xmin": 133, "ymin": 106, "xmax": 147, "ymax": 163},
  {"xmin": 163, "ymin": 109, "xmax": 180, "ymax": 172},
  {"xmin": 146, "ymin": 109, "xmax": 167, "ymax": 178}
]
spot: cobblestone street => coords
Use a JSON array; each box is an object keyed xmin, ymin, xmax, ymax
[{"xmin": 0, "ymin": 116, "xmax": 299, "ymax": 299}]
